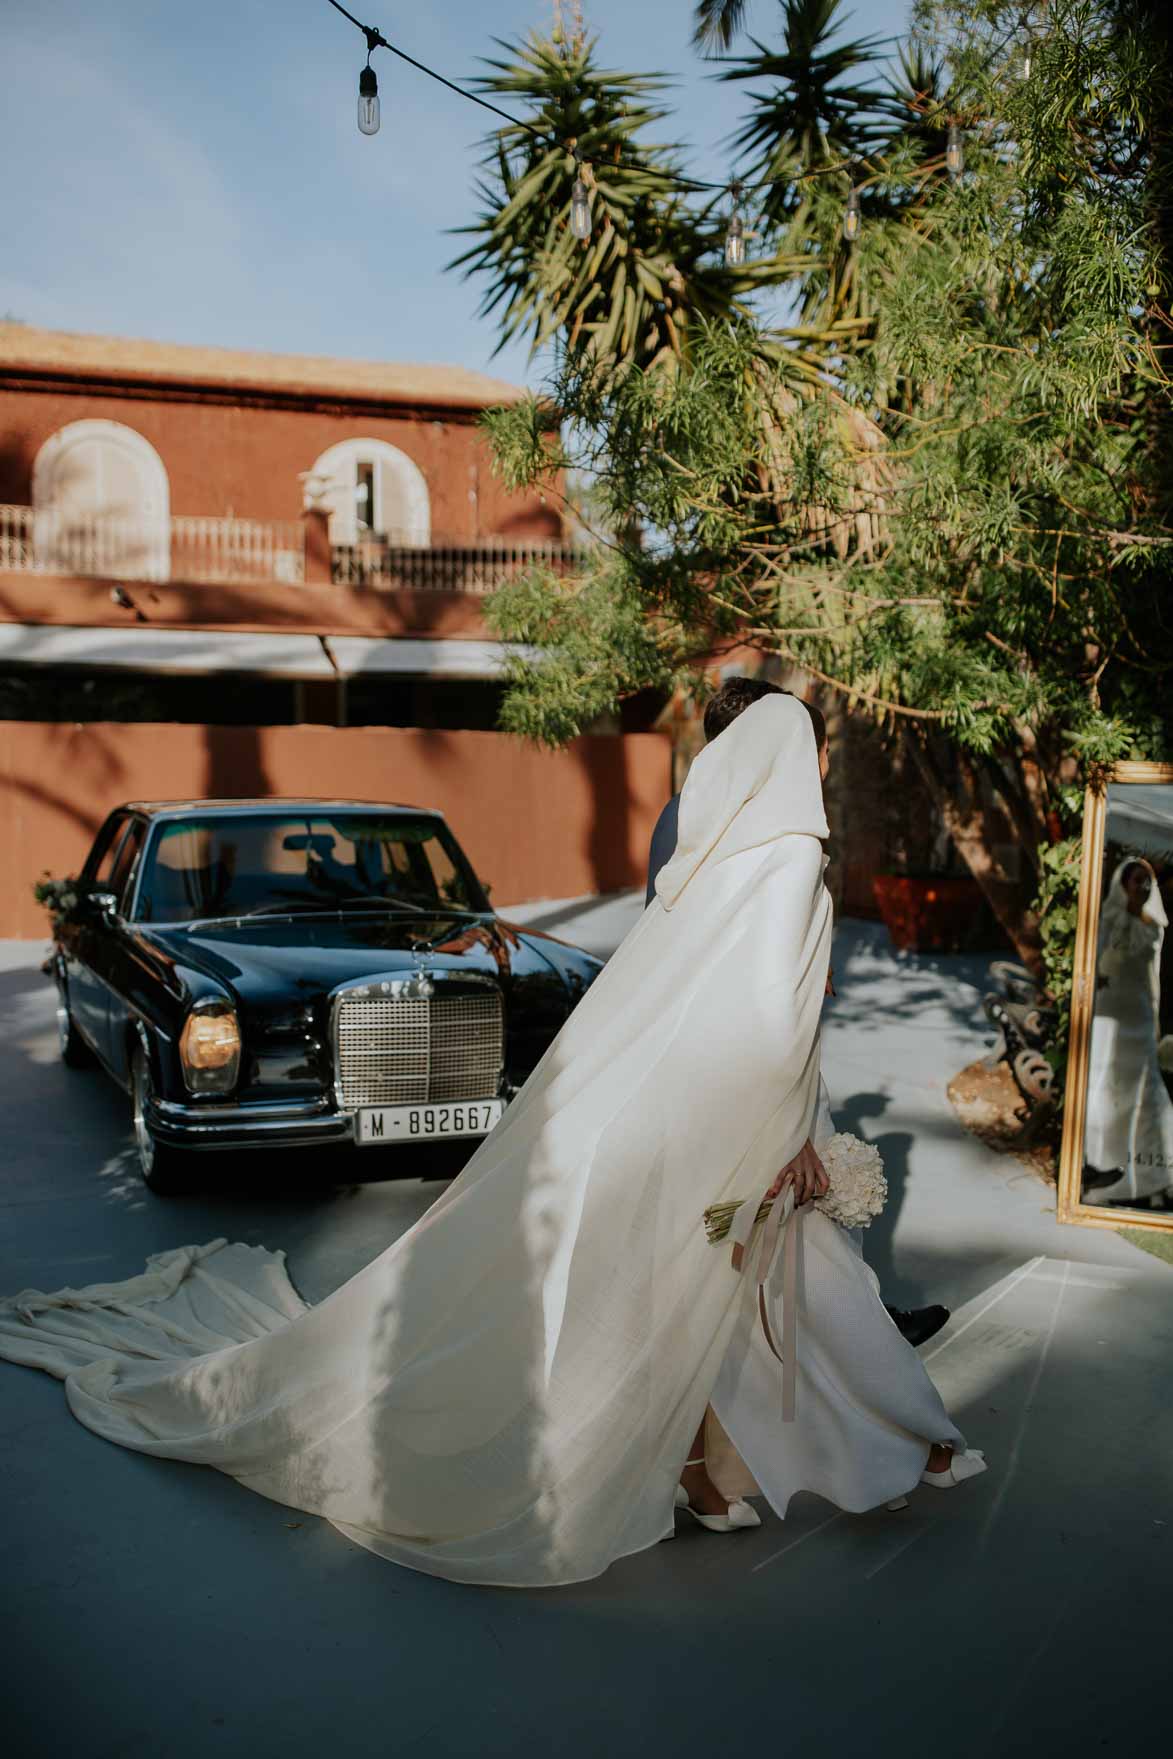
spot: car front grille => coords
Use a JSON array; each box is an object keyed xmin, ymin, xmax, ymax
[{"xmin": 335, "ymin": 990, "xmax": 504, "ymax": 1109}]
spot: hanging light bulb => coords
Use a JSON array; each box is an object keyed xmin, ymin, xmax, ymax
[
  {"xmin": 946, "ymin": 124, "xmax": 964, "ymax": 180},
  {"xmin": 842, "ymin": 186, "xmax": 862, "ymax": 244},
  {"xmin": 357, "ymin": 63, "xmax": 380, "ymax": 137},
  {"xmin": 1021, "ymin": 39, "xmax": 1034, "ymax": 79},
  {"xmin": 723, "ymin": 182, "xmax": 747, "ymax": 267},
  {"xmin": 570, "ymin": 172, "xmax": 592, "ymax": 241}
]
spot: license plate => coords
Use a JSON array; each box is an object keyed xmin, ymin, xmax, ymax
[{"xmin": 355, "ymin": 1098, "xmax": 504, "ymax": 1145}]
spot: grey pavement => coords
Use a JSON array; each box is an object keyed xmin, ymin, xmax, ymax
[{"xmin": 1, "ymin": 907, "xmax": 1170, "ymax": 1759}]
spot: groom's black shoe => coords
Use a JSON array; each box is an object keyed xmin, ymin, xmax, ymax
[{"xmin": 886, "ymin": 1304, "xmax": 950, "ymax": 1347}]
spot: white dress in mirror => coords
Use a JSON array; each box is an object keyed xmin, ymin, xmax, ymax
[{"xmin": 1084, "ymin": 859, "xmax": 1173, "ymax": 1204}]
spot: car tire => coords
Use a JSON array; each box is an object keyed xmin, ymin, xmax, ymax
[
  {"xmin": 56, "ymin": 976, "xmax": 92, "ymax": 1069},
  {"xmin": 131, "ymin": 1046, "xmax": 191, "ymax": 1196}
]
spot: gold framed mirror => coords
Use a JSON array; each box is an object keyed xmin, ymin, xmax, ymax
[{"xmin": 1058, "ymin": 761, "xmax": 1173, "ymax": 1234}]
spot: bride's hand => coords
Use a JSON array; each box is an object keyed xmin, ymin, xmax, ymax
[
  {"xmin": 766, "ymin": 1139, "xmax": 829, "ymax": 1206},
  {"xmin": 732, "ymin": 1141, "xmax": 829, "ymax": 1266}
]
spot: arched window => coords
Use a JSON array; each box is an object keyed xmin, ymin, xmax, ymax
[
  {"xmin": 306, "ymin": 439, "xmax": 430, "ymax": 548},
  {"xmin": 33, "ymin": 420, "xmax": 170, "ymax": 581}
]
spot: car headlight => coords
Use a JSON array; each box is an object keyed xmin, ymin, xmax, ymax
[{"xmin": 180, "ymin": 1003, "xmax": 241, "ymax": 1095}]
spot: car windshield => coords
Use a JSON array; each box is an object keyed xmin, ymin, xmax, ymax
[{"xmin": 136, "ymin": 812, "xmax": 488, "ymax": 925}]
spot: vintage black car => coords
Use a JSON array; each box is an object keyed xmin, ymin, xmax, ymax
[{"xmin": 51, "ymin": 799, "xmax": 603, "ymax": 1193}]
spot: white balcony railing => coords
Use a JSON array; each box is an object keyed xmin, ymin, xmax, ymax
[
  {"xmin": 0, "ymin": 505, "xmax": 304, "ymax": 585},
  {"xmin": 0, "ymin": 504, "xmax": 582, "ymax": 594},
  {"xmin": 330, "ymin": 535, "xmax": 583, "ymax": 595},
  {"xmin": 171, "ymin": 516, "xmax": 305, "ymax": 584}
]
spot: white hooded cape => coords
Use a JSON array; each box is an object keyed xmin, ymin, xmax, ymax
[{"xmin": 0, "ymin": 695, "xmax": 960, "ymax": 1586}]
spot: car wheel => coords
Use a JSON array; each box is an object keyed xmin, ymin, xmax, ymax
[
  {"xmin": 131, "ymin": 1047, "xmax": 190, "ymax": 1196},
  {"xmin": 56, "ymin": 975, "xmax": 92, "ymax": 1069}
]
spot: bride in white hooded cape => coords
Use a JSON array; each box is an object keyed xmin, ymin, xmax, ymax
[{"xmin": 0, "ymin": 695, "xmax": 969, "ymax": 1588}]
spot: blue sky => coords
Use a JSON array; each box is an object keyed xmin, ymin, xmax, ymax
[{"xmin": 2, "ymin": 0, "xmax": 911, "ymax": 390}]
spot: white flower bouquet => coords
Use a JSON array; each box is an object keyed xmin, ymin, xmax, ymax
[{"xmin": 704, "ymin": 1131, "xmax": 888, "ymax": 1243}]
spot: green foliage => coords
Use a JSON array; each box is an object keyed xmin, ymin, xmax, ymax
[
  {"xmin": 693, "ymin": 1, "xmax": 753, "ymax": 51},
  {"xmin": 457, "ymin": 0, "xmax": 1173, "ymax": 962},
  {"xmin": 479, "ymin": 399, "xmax": 566, "ymax": 494},
  {"xmin": 449, "ymin": 33, "xmax": 805, "ymax": 370},
  {"xmin": 487, "ymin": 561, "xmax": 691, "ymax": 746},
  {"xmin": 1036, "ymin": 833, "xmax": 1083, "ymax": 1099},
  {"xmin": 719, "ymin": 0, "xmax": 893, "ymax": 212},
  {"xmin": 1034, "ymin": 777, "xmax": 1105, "ymax": 1110}
]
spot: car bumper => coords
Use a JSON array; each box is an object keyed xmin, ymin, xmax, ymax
[{"xmin": 148, "ymin": 1094, "xmax": 358, "ymax": 1152}]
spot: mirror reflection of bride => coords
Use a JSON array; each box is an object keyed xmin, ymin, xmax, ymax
[{"xmin": 1083, "ymin": 859, "xmax": 1173, "ymax": 1206}]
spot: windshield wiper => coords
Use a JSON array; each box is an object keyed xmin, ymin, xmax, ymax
[
  {"xmin": 240, "ymin": 900, "xmax": 347, "ymax": 918},
  {"xmin": 239, "ymin": 894, "xmax": 438, "ymax": 918},
  {"xmin": 331, "ymin": 893, "xmax": 432, "ymax": 913}
]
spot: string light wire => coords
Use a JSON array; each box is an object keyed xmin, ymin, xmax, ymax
[
  {"xmin": 323, "ymin": 0, "xmax": 878, "ymax": 199},
  {"xmin": 325, "ymin": 0, "xmax": 567, "ymax": 147},
  {"xmin": 323, "ymin": 2, "xmax": 977, "ymax": 243}
]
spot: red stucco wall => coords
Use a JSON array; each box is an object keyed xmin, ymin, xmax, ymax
[
  {"xmin": 1, "ymin": 721, "xmax": 670, "ymax": 939},
  {"xmin": 0, "ymin": 385, "xmax": 560, "ymax": 542}
]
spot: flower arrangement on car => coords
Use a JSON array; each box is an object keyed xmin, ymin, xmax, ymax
[{"xmin": 32, "ymin": 874, "xmax": 81, "ymax": 927}]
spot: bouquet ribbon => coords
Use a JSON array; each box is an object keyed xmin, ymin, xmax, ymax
[{"xmin": 735, "ymin": 1186, "xmax": 802, "ymax": 1423}]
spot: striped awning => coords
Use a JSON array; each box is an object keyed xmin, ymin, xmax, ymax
[{"xmin": 0, "ymin": 624, "xmax": 539, "ymax": 680}]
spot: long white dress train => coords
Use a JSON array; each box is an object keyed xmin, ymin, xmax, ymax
[{"xmin": 0, "ymin": 697, "xmax": 966, "ymax": 1587}]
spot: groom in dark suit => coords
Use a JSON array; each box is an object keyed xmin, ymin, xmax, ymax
[{"xmin": 646, "ymin": 675, "xmax": 950, "ymax": 1350}]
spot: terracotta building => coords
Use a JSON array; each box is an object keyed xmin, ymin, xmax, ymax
[{"xmin": 0, "ymin": 324, "xmax": 670, "ymax": 935}]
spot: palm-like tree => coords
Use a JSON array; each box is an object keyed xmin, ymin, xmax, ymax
[
  {"xmin": 716, "ymin": 0, "xmax": 891, "ymax": 225},
  {"xmin": 453, "ymin": 7, "xmax": 958, "ymax": 380},
  {"xmin": 702, "ymin": 5, "xmax": 959, "ymax": 356},
  {"xmin": 693, "ymin": 0, "xmax": 755, "ymax": 50},
  {"xmin": 450, "ymin": 32, "xmax": 810, "ymax": 371}
]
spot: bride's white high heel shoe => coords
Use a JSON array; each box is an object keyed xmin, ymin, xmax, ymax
[
  {"xmin": 675, "ymin": 1458, "xmax": 762, "ymax": 1531},
  {"xmin": 920, "ymin": 1446, "xmax": 987, "ymax": 1488}
]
